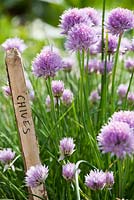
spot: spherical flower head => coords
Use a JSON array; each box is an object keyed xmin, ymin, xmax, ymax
[
  {"xmin": 98, "ymin": 61, "xmax": 113, "ymax": 74},
  {"xmin": 105, "ymin": 171, "xmax": 114, "ymax": 188},
  {"xmin": 59, "ymin": 137, "xmax": 75, "ymax": 160},
  {"xmin": 85, "ymin": 169, "xmax": 106, "ymax": 190},
  {"xmin": 117, "ymin": 84, "xmax": 128, "ymax": 99},
  {"xmin": 89, "ymin": 90, "xmax": 100, "ymax": 103},
  {"xmin": 25, "ymin": 164, "xmax": 49, "ymax": 188},
  {"xmin": 107, "ymin": 8, "xmax": 134, "ymax": 35},
  {"xmin": 97, "ymin": 34, "xmax": 118, "ymax": 54},
  {"xmin": 51, "ymin": 80, "xmax": 64, "ymax": 97},
  {"xmin": 32, "ymin": 46, "xmax": 62, "ymax": 78},
  {"xmin": 65, "ymin": 23, "xmax": 98, "ymax": 52},
  {"xmin": 107, "ymin": 34, "xmax": 118, "ymax": 53},
  {"xmin": 80, "ymin": 7, "xmax": 100, "ymax": 26},
  {"xmin": 0, "ymin": 148, "xmax": 15, "ymax": 164},
  {"xmin": 97, "ymin": 121, "xmax": 134, "ymax": 158},
  {"xmin": 62, "ymin": 163, "xmax": 76, "ymax": 181},
  {"xmin": 62, "ymin": 58, "xmax": 73, "ymax": 72},
  {"xmin": 59, "ymin": 8, "xmax": 86, "ymax": 34},
  {"xmin": 125, "ymin": 58, "xmax": 134, "ymax": 73},
  {"xmin": 62, "ymin": 89, "xmax": 74, "ymax": 106},
  {"xmin": 110, "ymin": 110, "xmax": 134, "ymax": 129},
  {"xmin": 88, "ymin": 59, "xmax": 99, "ymax": 73},
  {"xmin": 2, "ymin": 85, "xmax": 11, "ymax": 97},
  {"xmin": 127, "ymin": 92, "xmax": 134, "ymax": 103},
  {"xmin": 89, "ymin": 43, "xmax": 100, "ymax": 55},
  {"xmin": 2, "ymin": 37, "xmax": 27, "ymax": 52}
]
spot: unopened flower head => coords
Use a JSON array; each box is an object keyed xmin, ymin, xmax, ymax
[
  {"xmin": 107, "ymin": 8, "xmax": 134, "ymax": 35},
  {"xmin": 2, "ymin": 86, "xmax": 11, "ymax": 97},
  {"xmin": 127, "ymin": 92, "xmax": 134, "ymax": 103},
  {"xmin": 0, "ymin": 148, "xmax": 15, "ymax": 164},
  {"xmin": 65, "ymin": 23, "xmax": 98, "ymax": 52},
  {"xmin": 89, "ymin": 43, "xmax": 100, "ymax": 55},
  {"xmin": 45, "ymin": 95, "xmax": 56, "ymax": 112},
  {"xmin": 89, "ymin": 90, "xmax": 100, "ymax": 103},
  {"xmin": 25, "ymin": 164, "xmax": 49, "ymax": 188},
  {"xmin": 131, "ymin": 38, "xmax": 134, "ymax": 51},
  {"xmin": 32, "ymin": 46, "xmax": 62, "ymax": 78},
  {"xmin": 105, "ymin": 171, "xmax": 114, "ymax": 188},
  {"xmin": 97, "ymin": 34, "xmax": 118, "ymax": 54},
  {"xmin": 117, "ymin": 84, "xmax": 128, "ymax": 99},
  {"xmin": 62, "ymin": 89, "xmax": 74, "ymax": 106},
  {"xmin": 2, "ymin": 37, "xmax": 27, "ymax": 52},
  {"xmin": 110, "ymin": 110, "xmax": 134, "ymax": 129},
  {"xmin": 51, "ymin": 80, "xmax": 64, "ymax": 97},
  {"xmin": 97, "ymin": 121, "xmax": 134, "ymax": 158},
  {"xmin": 59, "ymin": 137, "xmax": 75, "ymax": 160},
  {"xmin": 62, "ymin": 163, "xmax": 76, "ymax": 181},
  {"xmin": 125, "ymin": 58, "xmax": 134, "ymax": 73},
  {"xmin": 25, "ymin": 78, "xmax": 35, "ymax": 101},
  {"xmin": 80, "ymin": 7, "xmax": 100, "ymax": 26},
  {"xmin": 85, "ymin": 169, "xmax": 106, "ymax": 190},
  {"xmin": 120, "ymin": 38, "xmax": 131, "ymax": 54},
  {"xmin": 107, "ymin": 34, "xmax": 118, "ymax": 53},
  {"xmin": 98, "ymin": 61, "xmax": 113, "ymax": 74},
  {"xmin": 60, "ymin": 8, "xmax": 86, "ymax": 34},
  {"xmin": 62, "ymin": 58, "xmax": 73, "ymax": 72},
  {"xmin": 88, "ymin": 59, "xmax": 100, "ymax": 73}
]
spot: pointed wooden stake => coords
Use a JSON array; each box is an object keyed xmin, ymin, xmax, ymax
[{"xmin": 5, "ymin": 48, "xmax": 48, "ymax": 200}]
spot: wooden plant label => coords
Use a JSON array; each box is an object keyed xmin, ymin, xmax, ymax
[{"xmin": 5, "ymin": 48, "xmax": 48, "ymax": 200}]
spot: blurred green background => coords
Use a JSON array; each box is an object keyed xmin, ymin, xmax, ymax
[{"xmin": 0, "ymin": 0, "xmax": 134, "ymax": 27}]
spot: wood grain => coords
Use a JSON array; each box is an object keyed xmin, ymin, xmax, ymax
[{"xmin": 5, "ymin": 48, "xmax": 48, "ymax": 200}]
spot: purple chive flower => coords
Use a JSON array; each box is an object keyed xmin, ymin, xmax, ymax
[
  {"xmin": 59, "ymin": 8, "xmax": 86, "ymax": 34},
  {"xmin": 51, "ymin": 80, "xmax": 64, "ymax": 97},
  {"xmin": 85, "ymin": 169, "xmax": 106, "ymax": 190},
  {"xmin": 80, "ymin": 7, "xmax": 100, "ymax": 26},
  {"xmin": 65, "ymin": 23, "xmax": 98, "ymax": 52},
  {"xmin": 98, "ymin": 61, "xmax": 113, "ymax": 74},
  {"xmin": 88, "ymin": 59, "xmax": 99, "ymax": 73},
  {"xmin": 105, "ymin": 171, "xmax": 114, "ymax": 188},
  {"xmin": 110, "ymin": 110, "xmax": 134, "ymax": 129},
  {"xmin": 107, "ymin": 34, "xmax": 118, "ymax": 53},
  {"xmin": 62, "ymin": 89, "xmax": 74, "ymax": 106},
  {"xmin": 45, "ymin": 95, "xmax": 56, "ymax": 112},
  {"xmin": 89, "ymin": 90, "xmax": 100, "ymax": 103},
  {"xmin": 62, "ymin": 163, "xmax": 76, "ymax": 181},
  {"xmin": 89, "ymin": 43, "xmax": 100, "ymax": 55},
  {"xmin": 120, "ymin": 38, "xmax": 131, "ymax": 54},
  {"xmin": 97, "ymin": 34, "xmax": 118, "ymax": 54},
  {"xmin": 25, "ymin": 164, "xmax": 49, "ymax": 188},
  {"xmin": 125, "ymin": 58, "xmax": 134, "ymax": 72},
  {"xmin": 107, "ymin": 8, "xmax": 134, "ymax": 35},
  {"xmin": 59, "ymin": 137, "xmax": 75, "ymax": 160},
  {"xmin": 131, "ymin": 38, "xmax": 134, "ymax": 51},
  {"xmin": 2, "ymin": 86, "xmax": 11, "ymax": 97},
  {"xmin": 117, "ymin": 84, "xmax": 128, "ymax": 99},
  {"xmin": 0, "ymin": 148, "xmax": 15, "ymax": 164},
  {"xmin": 25, "ymin": 78, "xmax": 35, "ymax": 101},
  {"xmin": 32, "ymin": 46, "xmax": 62, "ymax": 78},
  {"xmin": 127, "ymin": 92, "xmax": 134, "ymax": 103},
  {"xmin": 62, "ymin": 58, "xmax": 73, "ymax": 72},
  {"xmin": 97, "ymin": 121, "xmax": 134, "ymax": 158},
  {"xmin": 2, "ymin": 37, "xmax": 27, "ymax": 52}
]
